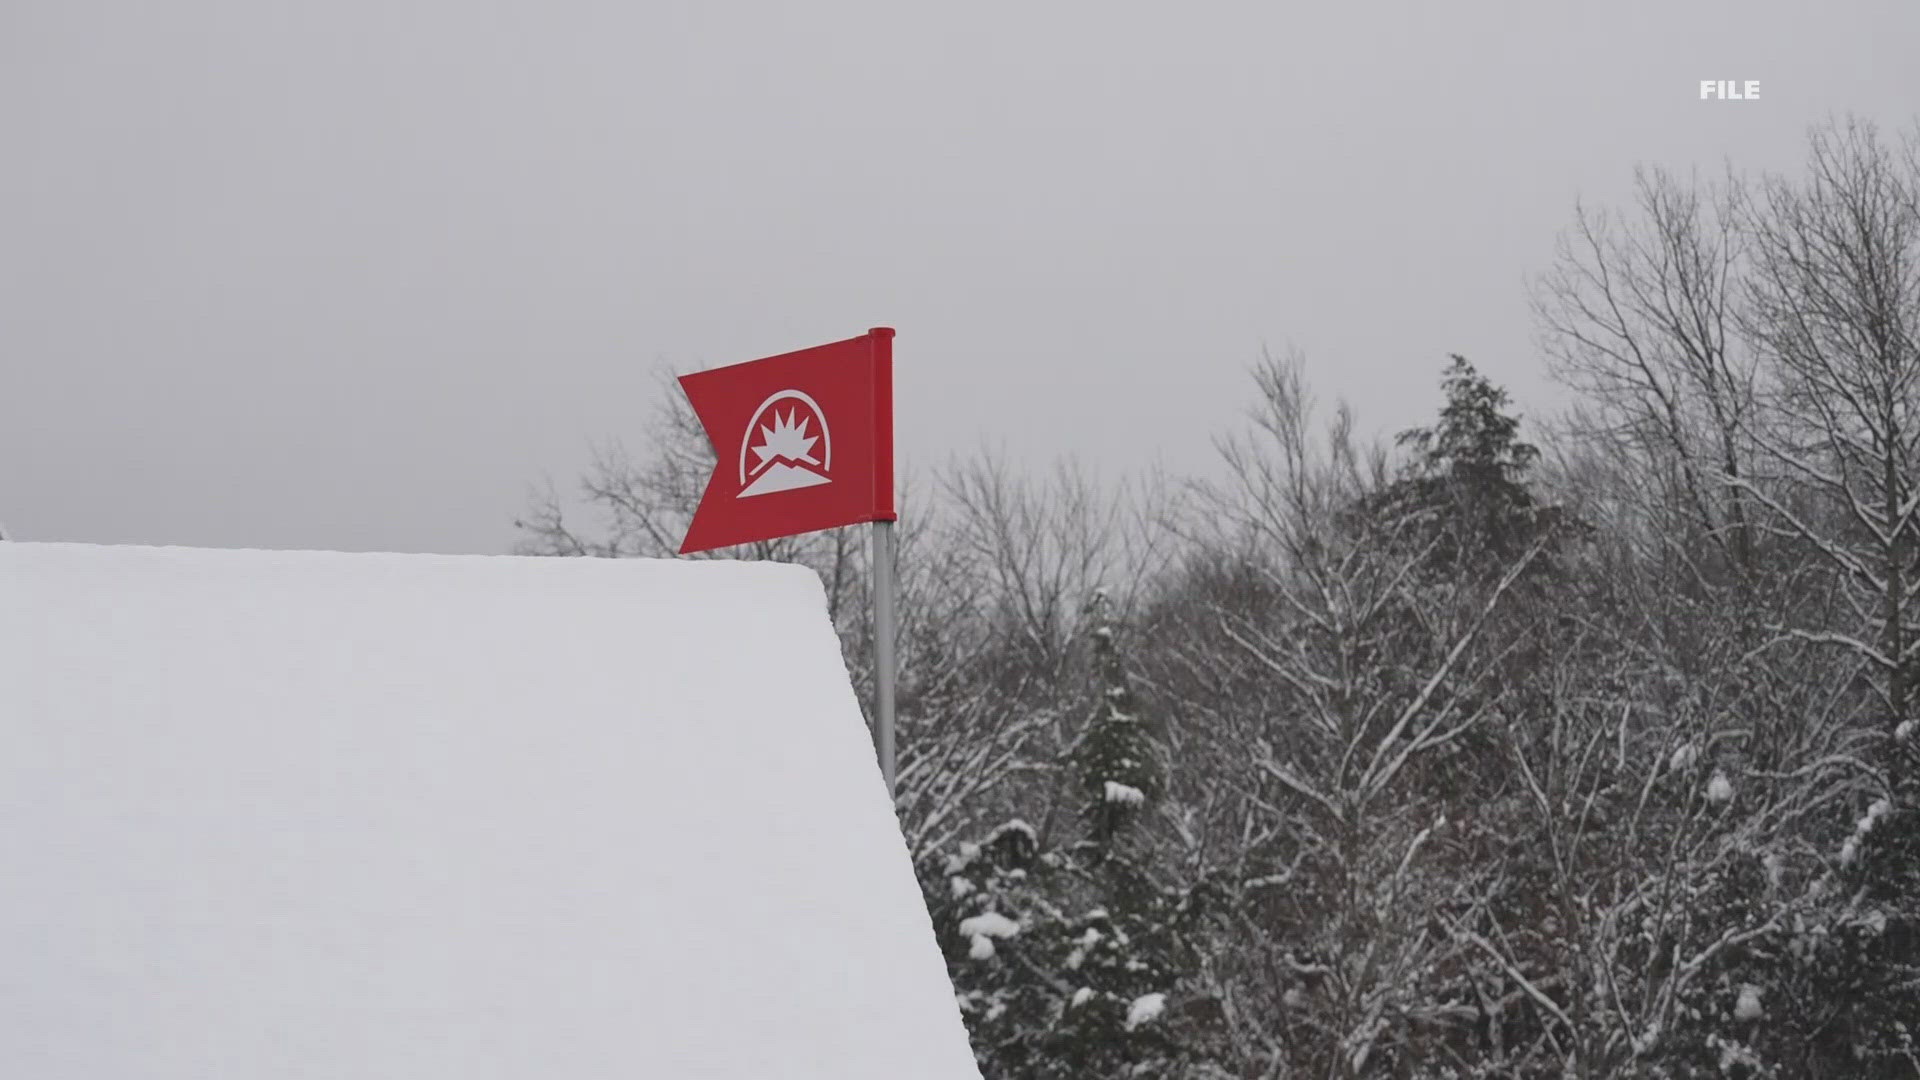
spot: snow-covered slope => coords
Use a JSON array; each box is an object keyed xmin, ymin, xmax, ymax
[{"xmin": 0, "ymin": 543, "xmax": 980, "ymax": 1080}]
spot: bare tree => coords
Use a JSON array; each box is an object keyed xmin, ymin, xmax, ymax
[
  {"xmin": 1511, "ymin": 120, "xmax": 1920, "ymax": 1075},
  {"xmin": 1147, "ymin": 350, "xmax": 1553, "ymax": 1078},
  {"xmin": 1731, "ymin": 119, "xmax": 1920, "ymax": 784},
  {"xmin": 1534, "ymin": 165, "xmax": 1763, "ymax": 582},
  {"xmin": 1447, "ymin": 569, "xmax": 1875, "ymax": 1077},
  {"xmin": 935, "ymin": 452, "xmax": 1182, "ymax": 852}
]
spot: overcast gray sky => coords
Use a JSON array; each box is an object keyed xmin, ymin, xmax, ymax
[{"xmin": 4, "ymin": 1, "xmax": 1917, "ymax": 554}]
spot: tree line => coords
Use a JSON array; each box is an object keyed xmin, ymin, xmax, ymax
[{"xmin": 518, "ymin": 115, "xmax": 1920, "ymax": 1078}]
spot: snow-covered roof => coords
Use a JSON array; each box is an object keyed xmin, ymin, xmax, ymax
[{"xmin": 0, "ymin": 543, "xmax": 981, "ymax": 1080}]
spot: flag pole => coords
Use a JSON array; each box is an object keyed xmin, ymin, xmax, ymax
[
  {"xmin": 869, "ymin": 328, "xmax": 898, "ymax": 798},
  {"xmin": 872, "ymin": 519, "xmax": 897, "ymax": 796}
]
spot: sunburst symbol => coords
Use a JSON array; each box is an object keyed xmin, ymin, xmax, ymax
[
  {"xmin": 749, "ymin": 409, "xmax": 819, "ymax": 475},
  {"xmin": 737, "ymin": 390, "xmax": 833, "ymax": 498}
]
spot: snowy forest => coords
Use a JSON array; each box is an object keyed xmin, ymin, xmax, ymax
[{"xmin": 518, "ymin": 117, "xmax": 1920, "ymax": 1078}]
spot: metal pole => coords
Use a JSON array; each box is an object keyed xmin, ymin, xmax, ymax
[
  {"xmin": 872, "ymin": 518, "xmax": 898, "ymax": 797},
  {"xmin": 866, "ymin": 326, "xmax": 898, "ymax": 800}
]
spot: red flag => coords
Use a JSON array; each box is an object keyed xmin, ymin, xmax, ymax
[{"xmin": 678, "ymin": 328, "xmax": 896, "ymax": 555}]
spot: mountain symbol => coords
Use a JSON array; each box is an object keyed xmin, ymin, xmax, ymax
[{"xmin": 739, "ymin": 393, "xmax": 832, "ymax": 499}]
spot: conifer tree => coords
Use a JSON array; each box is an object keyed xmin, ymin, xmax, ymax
[
  {"xmin": 1366, "ymin": 354, "xmax": 1565, "ymax": 579},
  {"xmin": 927, "ymin": 591, "xmax": 1224, "ymax": 1077},
  {"xmin": 1072, "ymin": 588, "xmax": 1160, "ymax": 856}
]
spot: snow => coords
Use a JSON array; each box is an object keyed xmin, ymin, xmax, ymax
[
  {"xmin": 1706, "ymin": 770, "xmax": 1734, "ymax": 803},
  {"xmin": 1104, "ymin": 780, "xmax": 1146, "ymax": 805},
  {"xmin": 1065, "ymin": 926, "xmax": 1103, "ymax": 970},
  {"xmin": 1848, "ymin": 799, "xmax": 1890, "ymax": 839},
  {"xmin": 1837, "ymin": 798, "xmax": 1891, "ymax": 866},
  {"xmin": 946, "ymin": 841, "xmax": 982, "ymax": 875},
  {"xmin": 959, "ymin": 912, "xmax": 1017, "ymax": 964},
  {"xmin": 1632, "ymin": 1022, "xmax": 1662, "ymax": 1056},
  {"xmin": 986, "ymin": 819, "xmax": 1037, "ymax": 848},
  {"xmin": 1124, "ymin": 992, "xmax": 1167, "ymax": 1030},
  {"xmin": 959, "ymin": 912, "xmax": 1021, "ymax": 940},
  {"xmin": 1070, "ymin": 987, "xmax": 1095, "ymax": 1008},
  {"xmin": 1669, "ymin": 742, "xmax": 1699, "ymax": 771},
  {"xmin": 0, "ymin": 543, "xmax": 981, "ymax": 1080},
  {"xmin": 1716, "ymin": 1037, "xmax": 1762, "ymax": 1072}
]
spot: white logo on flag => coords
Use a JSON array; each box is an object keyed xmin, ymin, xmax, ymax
[{"xmin": 738, "ymin": 390, "xmax": 832, "ymax": 498}]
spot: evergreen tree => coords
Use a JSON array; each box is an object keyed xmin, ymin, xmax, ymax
[
  {"xmin": 1398, "ymin": 354, "xmax": 1540, "ymax": 487},
  {"xmin": 1071, "ymin": 588, "xmax": 1160, "ymax": 856},
  {"xmin": 1363, "ymin": 355, "xmax": 1565, "ymax": 578},
  {"xmin": 925, "ymin": 593, "xmax": 1224, "ymax": 1077},
  {"xmin": 1045, "ymin": 590, "xmax": 1200, "ymax": 1076}
]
